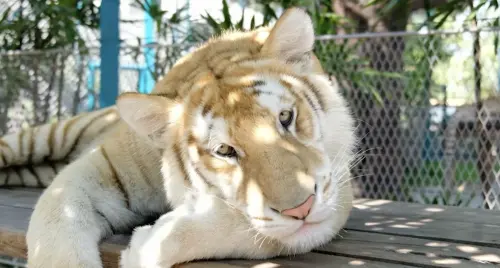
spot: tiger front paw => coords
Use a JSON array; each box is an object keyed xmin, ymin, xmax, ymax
[{"xmin": 120, "ymin": 225, "xmax": 173, "ymax": 268}]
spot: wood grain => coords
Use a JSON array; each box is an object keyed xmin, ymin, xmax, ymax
[
  {"xmin": 0, "ymin": 188, "xmax": 41, "ymax": 209},
  {"xmin": 347, "ymin": 208, "xmax": 500, "ymax": 246},
  {"xmin": 320, "ymin": 230, "xmax": 500, "ymax": 267},
  {"xmin": 352, "ymin": 198, "xmax": 500, "ymax": 225},
  {"xmin": 2, "ymin": 189, "xmax": 500, "ymax": 268}
]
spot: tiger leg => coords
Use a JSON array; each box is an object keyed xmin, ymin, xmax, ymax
[
  {"xmin": 26, "ymin": 149, "xmax": 141, "ymax": 268},
  {"xmin": 120, "ymin": 195, "xmax": 282, "ymax": 268}
]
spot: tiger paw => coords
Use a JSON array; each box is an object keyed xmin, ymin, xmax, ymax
[{"xmin": 120, "ymin": 225, "xmax": 173, "ymax": 268}]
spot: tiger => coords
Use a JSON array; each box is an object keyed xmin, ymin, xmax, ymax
[{"xmin": 0, "ymin": 8, "xmax": 357, "ymax": 268}]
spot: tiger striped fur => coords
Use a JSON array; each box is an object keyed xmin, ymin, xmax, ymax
[
  {"xmin": 2, "ymin": 8, "xmax": 357, "ymax": 268},
  {"xmin": 0, "ymin": 107, "xmax": 120, "ymax": 187}
]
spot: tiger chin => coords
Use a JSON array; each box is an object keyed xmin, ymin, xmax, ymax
[{"xmin": 0, "ymin": 7, "xmax": 356, "ymax": 268}]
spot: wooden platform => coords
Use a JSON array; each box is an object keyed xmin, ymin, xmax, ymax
[{"xmin": 1, "ymin": 189, "xmax": 500, "ymax": 268}]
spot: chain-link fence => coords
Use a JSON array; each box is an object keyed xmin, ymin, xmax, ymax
[
  {"xmin": 1, "ymin": 28, "xmax": 500, "ymax": 210},
  {"xmin": 0, "ymin": 43, "xmax": 196, "ymax": 136},
  {"xmin": 0, "ymin": 47, "xmax": 99, "ymax": 134},
  {"xmin": 315, "ymin": 29, "xmax": 500, "ymax": 210}
]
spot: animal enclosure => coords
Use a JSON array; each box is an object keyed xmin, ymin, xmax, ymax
[{"xmin": 2, "ymin": 29, "xmax": 499, "ymax": 210}]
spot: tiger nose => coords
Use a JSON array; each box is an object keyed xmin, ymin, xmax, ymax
[{"xmin": 281, "ymin": 195, "xmax": 315, "ymax": 220}]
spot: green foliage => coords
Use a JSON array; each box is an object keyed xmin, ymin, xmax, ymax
[
  {"xmin": 0, "ymin": 1, "xmax": 96, "ymax": 130},
  {"xmin": 205, "ymin": 0, "xmax": 355, "ymax": 36},
  {"xmin": 0, "ymin": 0, "xmax": 100, "ymax": 51},
  {"xmin": 310, "ymin": 1, "xmax": 355, "ymax": 35},
  {"xmin": 417, "ymin": 0, "xmax": 500, "ymax": 57},
  {"xmin": 402, "ymin": 160, "xmax": 486, "ymax": 207},
  {"xmin": 128, "ymin": 0, "xmax": 196, "ymax": 82},
  {"xmin": 417, "ymin": 189, "xmax": 474, "ymax": 207},
  {"xmin": 402, "ymin": 35, "xmax": 454, "ymax": 106},
  {"xmin": 315, "ymin": 39, "xmax": 384, "ymax": 105},
  {"xmin": 199, "ymin": 0, "xmax": 279, "ymax": 37},
  {"xmin": 131, "ymin": 0, "xmax": 192, "ymax": 43}
]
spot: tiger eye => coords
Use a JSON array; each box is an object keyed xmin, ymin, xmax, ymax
[
  {"xmin": 279, "ymin": 110, "xmax": 294, "ymax": 128},
  {"xmin": 215, "ymin": 144, "xmax": 237, "ymax": 157}
]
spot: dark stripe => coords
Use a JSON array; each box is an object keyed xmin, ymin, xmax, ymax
[
  {"xmin": 281, "ymin": 78, "xmax": 324, "ymax": 138},
  {"xmin": 54, "ymin": 162, "xmax": 66, "ymax": 173},
  {"xmin": 94, "ymin": 206, "xmax": 117, "ymax": 234},
  {"xmin": 172, "ymin": 143, "xmax": 189, "ymax": 183},
  {"xmin": 0, "ymin": 151, "xmax": 6, "ymax": 167},
  {"xmin": 61, "ymin": 116, "xmax": 81, "ymax": 149},
  {"xmin": 301, "ymin": 77, "xmax": 326, "ymax": 111},
  {"xmin": 18, "ymin": 129, "xmax": 24, "ymax": 162},
  {"xmin": 0, "ymin": 139, "xmax": 10, "ymax": 167},
  {"xmin": 0, "ymin": 139, "xmax": 9, "ymax": 148},
  {"xmin": 48, "ymin": 161, "xmax": 57, "ymax": 174},
  {"xmin": 65, "ymin": 110, "xmax": 115, "ymax": 159},
  {"xmin": 4, "ymin": 168, "xmax": 10, "ymax": 186},
  {"xmin": 300, "ymin": 90, "xmax": 322, "ymax": 116},
  {"xmin": 153, "ymin": 92, "xmax": 178, "ymax": 99},
  {"xmin": 192, "ymin": 164, "xmax": 216, "ymax": 188},
  {"xmin": 12, "ymin": 166, "xmax": 22, "ymax": 186},
  {"xmin": 100, "ymin": 146, "xmax": 130, "ymax": 207},
  {"xmin": 279, "ymin": 79, "xmax": 305, "ymax": 107},
  {"xmin": 28, "ymin": 127, "xmax": 35, "ymax": 164},
  {"xmin": 185, "ymin": 133, "xmax": 216, "ymax": 187},
  {"xmin": 252, "ymin": 80, "xmax": 266, "ymax": 87},
  {"xmin": 323, "ymin": 179, "xmax": 332, "ymax": 195},
  {"xmin": 27, "ymin": 165, "xmax": 43, "ymax": 188},
  {"xmin": 17, "ymin": 166, "xmax": 25, "ymax": 187},
  {"xmin": 286, "ymin": 51, "xmax": 312, "ymax": 64},
  {"xmin": 45, "ymin": 122, "xmax": 57, "ymax": 161},
  {"xmin": 202, "ymin": 103, "xmax": 213, "ymax": 116},
  {"xmin": 251, "ymin": 217, "xmax": 273, "ymax": 221},
  {"xmin": 0, "ymin": 139, "xmax": 14, "ymax": 167},
  {"xmin": 252, "ymin": 89, "xmax": 275, "ymax": 96},
  {"xmin": 281, "ymin": 78, "xmax": 321, "ymax": 113}
]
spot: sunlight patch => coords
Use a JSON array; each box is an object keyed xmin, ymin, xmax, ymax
[{"xmin": 253, "ymin": 125, "xmax": 277, "ymax": 144}]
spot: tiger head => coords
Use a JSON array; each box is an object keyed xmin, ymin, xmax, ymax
[{"xmin": 117, "ymin": 8, "xmax": 356, "ymax": 253}]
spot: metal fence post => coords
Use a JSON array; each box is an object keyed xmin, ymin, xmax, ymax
[
  {"xmin": 99, "ymin": 0, "xmax": 120, "ymax": 108},
  {"xmin": 140, "ymin": 0, "xmax": 156, "ymax": 94},
  {"xmin": 86, "ymin": 62, "xmax": 96, "ymax": 111}
]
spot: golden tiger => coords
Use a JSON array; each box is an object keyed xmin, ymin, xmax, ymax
[{"xmin": 0, "ymin": 8, "xmax": 356, "ymax": 268}]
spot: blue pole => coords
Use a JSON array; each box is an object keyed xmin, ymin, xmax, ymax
[
  {"xmin": 141, "ymin": 0, "xmax": 156, "ymax": 94},
  {"xmin": 86, "ymin": 63, "xmax": 96, "ymax": 111},
  {"xmin": 99, "ymin": 0, "xmax": 120, "ymax": 108}
]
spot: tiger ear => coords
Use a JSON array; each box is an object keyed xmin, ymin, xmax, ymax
[
  {"xmin": 261, "ymin": 8, "xmax": 315, "ymax": 70},
  {"xmin": 116, "ymin": 92, "xmax": 183, "ymax": 147}
]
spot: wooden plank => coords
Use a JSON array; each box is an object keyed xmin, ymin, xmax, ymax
[
  {"xmin": 318, "ymin": 230, "xmax": 500, "ymax": 268},
  {"xmin": 0, "ymin": 196, "xmax": 408, "ymax": 268},
  {"xmin": 0, "ymin": 227, "xmax": 26, "ymax": 260},
  {"xmin": 188, "ymin": 252, "xmax": 415, "ymax": 268},
  {"xmin": 347, "ymin": 207, "xmax": 500, "ymax": 247},
  {"xmin": 0, "ymin": 204, "xmax": 129, "ymax": 268},
  {"xmin": 346, "ymin": 217, "xmax": 500, "ymax": 247},
  {"xmin": 0, "ymin": 205, "xmax": 32, "ymax": 233},
  {"xmin": 2, "ymin": 189, "xmax": 500, "ymax": 267},
  {"xmin": 352, "ymin": 199, "xmax": 500, "ymax": 225},
  {"xmin": 0, "ymin": 188, "xmax": 41, "ymax": 209}
]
